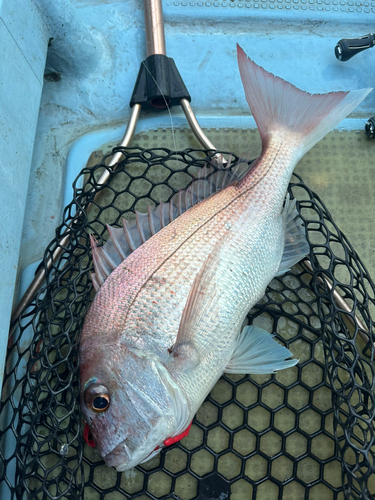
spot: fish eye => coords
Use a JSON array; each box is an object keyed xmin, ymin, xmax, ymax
[
  {"xmin": 92, "ymin": 394, "xmax": 110, "ymax": 412},
  {"xmin": 84, "ymin": 384, "xmax": 110, "ymax": 413}
]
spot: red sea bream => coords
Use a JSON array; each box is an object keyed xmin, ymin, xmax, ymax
[{"xmin": 79, "ymin": 46, "xmax": 371, "ymax": 470}]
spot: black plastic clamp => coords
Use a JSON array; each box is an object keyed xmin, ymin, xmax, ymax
[{"xmin": 130, "ymin": 55, "xmax": 191, "ymax": 111}]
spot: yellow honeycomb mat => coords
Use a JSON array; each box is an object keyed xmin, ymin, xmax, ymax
[{"xmin": 82, "ymin": 126, "xmax": 375, "ymax": 499}]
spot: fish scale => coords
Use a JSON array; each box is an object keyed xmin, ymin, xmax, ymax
[
  {"xmin": 79, "ymin": 46, "xmax": 371, "ymax": 470},
  {"xmin": 87, "ymin": 150, "xmax": 285, "ymax": 341},
  {"xmin": 95, "ymin": 203, "xmax": 250, "ymax": 360},
  {"xmin": 123, "ymin": 149, "xmax": 289, "ymax": 314}
]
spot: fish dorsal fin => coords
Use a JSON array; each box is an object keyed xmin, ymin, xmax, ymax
[{"xmin": 90, "ymin": 159, "xmax": 248, "ymax": 292}]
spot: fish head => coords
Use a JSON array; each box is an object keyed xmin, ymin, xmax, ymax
[{"xmin": 80, "ymin": 343, "xmax": 188, "ymax": 471}]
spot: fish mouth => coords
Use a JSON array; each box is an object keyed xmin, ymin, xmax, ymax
[
  {"xmin": 103, "ymin": 440, "xmax": 158, "ymax": 471},
  {"xmin": 103, "ymin": 440, "xmax": 131, "ymax": 468}
]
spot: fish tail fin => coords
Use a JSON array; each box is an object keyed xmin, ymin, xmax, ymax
[{"xmin": 237, "ymin": 45, "xmax": 371, "ymax": 160}]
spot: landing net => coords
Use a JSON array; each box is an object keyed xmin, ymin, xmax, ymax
[{"xmin": 1, "ymin": 147, "xmax": 374, "ymax": 500}]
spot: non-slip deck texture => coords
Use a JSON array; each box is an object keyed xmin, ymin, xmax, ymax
[{"xmin": 164, "ymin": 0, "xmax": 374, "ymax": 19}]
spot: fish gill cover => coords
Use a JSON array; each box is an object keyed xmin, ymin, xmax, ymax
[{"xmin": 0, "ymin": 146, "xmax": 374, "ymax": 499}]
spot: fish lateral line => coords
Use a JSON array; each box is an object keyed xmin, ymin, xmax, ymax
[
  {"xmin": 100, "ymin": 159, "xmax": 280, "ymax": 329},
  {"xmin": 90, "ymin": 153, "xmax": 278, "ymax": 330}
]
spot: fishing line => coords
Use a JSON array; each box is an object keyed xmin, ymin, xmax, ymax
[{"xmin": 141, "ymin": 60, "xmax": 179, "ymax": 157}]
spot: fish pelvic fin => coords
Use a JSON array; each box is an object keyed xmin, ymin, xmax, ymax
[
  {"xmin": 225, "ymin": 325, "xmax": 298, "ymax": 375},
  {"xmin": 237, "ymin": 45, "xmax": 372, "ymax": 161}
]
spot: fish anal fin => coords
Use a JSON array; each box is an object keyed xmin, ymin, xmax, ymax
[
  {"xmin": 225, "ymin": 325, "xmax": 298, "ymax": 375},
  {"xmin": 276, "ymin": 194, "xmax": 309, "ymax": 276}
]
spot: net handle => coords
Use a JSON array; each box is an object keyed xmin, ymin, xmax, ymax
[{"xmin": 9, "ymin": 0, "xmax": 220, "ymax": 335}]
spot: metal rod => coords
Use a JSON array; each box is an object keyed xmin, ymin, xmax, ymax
[
  {"xmin": 143, "ymin": 0, "xmax": 217, "ymax": 152},
  {"xmin": 302, "ymin": 259, "xmax": 374, "ymax": 349},
  {"xmin": 143, "ymin": 0, "xmax": 166, "ymax": 56},
  {"xmin": 98, "ymin": 103, "xmax": 142, "ymax": 180},
  {"xmin": 180, "ymin": 99, "xmax": 217, "ymax": 151},
  {"xmin": 10, "ymin": 0, "xmax": 216, "ymax": 335},
  {"xmin": 9, "ymin": 104, "xmax": 141, "ymax": 337}
]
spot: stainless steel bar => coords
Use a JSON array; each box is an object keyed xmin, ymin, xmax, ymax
[
  {"xmin": 143, "ymin": 0, "xmax": 166, "ymax": 56},
  {"xmin": 98, "ymin": 103, "xmax": 142, "ymax": 181},
  {"xmin": 180, "ymin": 98, "xmax": 217, "ymax": 151},
  {"xmin": 302, "ymin": 259, "xmax": 374, "ymax": 349},
  {"xmin": 10, "ymin": 0, "xmax": 215, "ymax": 336},
  {"xmin": 143, "ymin": 0, "xmax": 218, "ymax": 152},
  {"xmin": 9, "ymin": 104, "xmax": 141, "ymax": 337}
]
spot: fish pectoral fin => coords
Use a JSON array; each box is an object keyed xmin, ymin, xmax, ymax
[
  {"xmin": 275, "ymin": 194, "xmax": 310, "ymax": 277},
  {"xmin": 170, "ymin": 241, "xmax": 225, "ymax": 365},
  {"xmin": 225, "ymin": 325, "xmax": 298, "ymax": 374},
  {"xmin": 169, "ymin": 342, "xmax": 201, "ymax": 371}
]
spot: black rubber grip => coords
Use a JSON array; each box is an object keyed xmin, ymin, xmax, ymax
[
  {"xmin": 365, "ymin": 117, "xmax": 375, "ymax": 139},
  {"xmin": 335, "ymin": 33, "xmax": 375, "ymax": 62}
]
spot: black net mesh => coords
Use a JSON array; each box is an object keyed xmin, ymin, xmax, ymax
[{"xmin": 1, "ymin": 147, "xmax": 374, "ymax": 500}]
